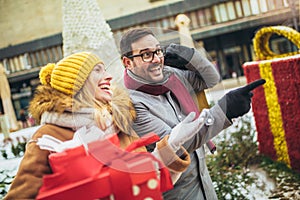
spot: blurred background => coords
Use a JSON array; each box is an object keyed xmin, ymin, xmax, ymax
[{"xmin": 0, "ymin": 0, "xmax": 299, "ymax": 130}]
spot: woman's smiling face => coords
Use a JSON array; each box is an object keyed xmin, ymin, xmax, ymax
[{"xmin": 86, "ymin": 63, "xmax": 113, "ymax": 103}]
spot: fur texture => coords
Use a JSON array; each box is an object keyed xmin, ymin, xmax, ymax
[{"xmin": 29, "ymin": 84, "xmax": 136, "ymax": 135}]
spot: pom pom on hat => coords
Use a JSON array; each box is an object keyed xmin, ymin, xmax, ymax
[
  {"xmin": 39, "ymin": 52, "xmax": 102, "ymax": 96},
  {"xmin": 40, "ymin": 63, "xmax": 55, "ymax": 85}
]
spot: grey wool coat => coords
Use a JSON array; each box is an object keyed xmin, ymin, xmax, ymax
[{"xmin": 125, "ymin": 50, "xmax": 232, "ymax": 200}]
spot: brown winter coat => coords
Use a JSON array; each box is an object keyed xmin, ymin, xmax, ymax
[{"xmin": 4, "ymin": 85, "xmax": 190, "ymax": 199}]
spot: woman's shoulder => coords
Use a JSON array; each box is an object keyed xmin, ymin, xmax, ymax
[{"xmin": 32, "ymin": 124, "xmax": 74, "ymax": 141}]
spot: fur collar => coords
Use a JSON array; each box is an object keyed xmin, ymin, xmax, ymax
[{"xmin": 29, "ymin": 85, "xmax": 136, "ymax": 135}]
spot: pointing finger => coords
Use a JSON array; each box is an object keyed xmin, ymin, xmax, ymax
[{"xmin": 240, "ymin": 79, "xmax": 266, "ymax": 93}]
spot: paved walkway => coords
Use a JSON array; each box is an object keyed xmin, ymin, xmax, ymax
[{"xmin": 205, "ymin": 76, "xmax": 247, "ymax": 104}]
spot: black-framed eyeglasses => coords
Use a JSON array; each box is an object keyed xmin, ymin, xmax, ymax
[{"xmin": 127, "ymin": 49, "xmax": 164, "ymax": 62}]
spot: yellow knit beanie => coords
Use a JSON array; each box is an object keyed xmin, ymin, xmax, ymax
[{"xmin": 39, "ymin": 52, "xmax": 102, "ymax": 96}]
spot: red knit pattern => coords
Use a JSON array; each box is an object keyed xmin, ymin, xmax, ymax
[
  {"xmin": 271, "ymin": 57, "xmax": 300, "ymax": 172},
  {"xmin": 243, "ymin": 55, "xmax": 300, "ymax": 173},
  {"xmin": 243, "ymin": 62, "xmax": 277, "ymax": 160}
]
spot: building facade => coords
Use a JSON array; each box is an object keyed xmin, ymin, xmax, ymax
[{"xmin": 0, "ymin": 0, "xmax": 299, "ymax": 119}]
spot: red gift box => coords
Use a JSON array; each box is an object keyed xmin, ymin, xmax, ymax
[
  {"xmin": 243, "ymin": 26, "xmax": 300, "ymax": 172},
  {"xmin": 37, "ymin": 133, "xmax": 173, "ymax": 200}
]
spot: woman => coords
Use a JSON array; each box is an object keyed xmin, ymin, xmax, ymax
[{"xmin": 4, "ymin": 52, "xmax": 205, "ymax": 199}]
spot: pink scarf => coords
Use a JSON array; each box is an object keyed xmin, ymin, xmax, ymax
[
  {"xmin": 124, "ymin": 70, "xmax": 198, "ymax": 116},
  {"xmin": 124, "ymin": 70, "xmax": 216, "ymax": 153}
]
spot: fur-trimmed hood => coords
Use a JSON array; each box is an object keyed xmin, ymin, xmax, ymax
[{"xmin": 29, "ymin": 85, "xmax": 136, "ymax": 135}]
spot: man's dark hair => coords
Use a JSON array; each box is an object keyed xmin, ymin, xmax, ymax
[{"xmin": 120, "ymin": 28, "xmax": 155, "ymax": 58}]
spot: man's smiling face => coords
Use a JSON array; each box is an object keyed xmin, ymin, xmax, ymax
[{"xmin": 126, "ymin": 34, "xmax": 165, "ymax": 83}]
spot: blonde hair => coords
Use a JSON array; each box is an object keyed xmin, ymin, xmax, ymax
[{"xmin": 73, "ymin": 77, "xmax": 112, "ymax": 130}]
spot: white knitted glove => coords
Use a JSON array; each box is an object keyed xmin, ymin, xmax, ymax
[{"xmin": 168, "ymin": 111, "xmax": 206, "ymax": 151}]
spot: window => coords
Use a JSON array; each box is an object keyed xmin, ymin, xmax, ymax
[
  {"xmin": 283, "ymin": 0, "xmax": 289, "ymax": 7},
  {"xmin": 259, "ymin": 0, "xmax": 268, "ymax": 13},
  {"xmin": 190, "ymin": 11, "xmax": 199, "ymax": 29},
  {"xmin": 1, "ymin": 59, "xmax": 10, "ymax": 74},
  {"xmin": 274, "ymin": 0, "xmax": 284, "ymax": 9},
  {"xmin": 242, "ymin": 0, "xmax": 252, "ymax": 16},
  {"xmin": 227, "ymin": 2, "xmax": 237, "ymax": 20},
  {"xmin": 213, "ymin": 5, "xmax": 221, "ymax": 23},
  {"xmin": 267, "ymin": 0, "xmax": 276, "ymax": 10},
  {"xmin": 197, "ymin": 10, "xmax": 206, "ymax": 27},
  {"xmin": 219, "ymin": 3, "xmax": 229, "ymax": 22},
  {"xmin": 204, "ymin": 8, "xmax": 213, "ymax": 25},
  {"xmin": 250, "ymin": 0, "xmax": 260, "ymax": 14},
  {"xmin": 161, "ymin": 18, "xmax": 170, "ymax": 29},
  {"xmin": 271, "ymin": 37, "xmax": 296, "ymax": 55},
  {"xmin": 235, "ymin": 1, "xmax": 243, "ymax": 17}
]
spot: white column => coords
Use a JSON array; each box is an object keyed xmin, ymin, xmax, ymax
[{"xmin": 0, "ymin": 63, "xmax": 18, "ymax": 131}]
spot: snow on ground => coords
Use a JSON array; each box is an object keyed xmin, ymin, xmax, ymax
[
  {"xmin": 0, "ymin": 126, "xmax": 40, "ymax": 175},
  {"xmin": 0, "ymin": 126, "xmax": 40, "ymax": 197},
  {"xmin": 210, "ymin": 112, "xmax": 276, "ymax": 200},
  {"xmin": 247, "ymin": 166, "xmax": 276, "ymax": 199}
]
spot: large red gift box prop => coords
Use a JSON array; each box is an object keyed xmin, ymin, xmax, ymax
[
  {"xmin": 243, "ymin": 26, "xmax": 300, "ymax": 172},
  {"xmin": 37, "ymin": 133, "xmax": 173, "ymax": 200}
]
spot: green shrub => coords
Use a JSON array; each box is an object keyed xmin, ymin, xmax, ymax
[
  {"xmin": 206, "ymin": 116, "xmax": 259, "ymax": 199},
  {"xmin": 206, "ymin": 115, "xmax": 300, "ymax": 199},
  {"xmin": 0, "ymin": 170, "xmax": 14, "ymax": 197}
]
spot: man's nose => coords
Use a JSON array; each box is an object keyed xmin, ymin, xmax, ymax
[{"xmin": 152, "ymin": 53, "xmax": 161, "ymax": 62}]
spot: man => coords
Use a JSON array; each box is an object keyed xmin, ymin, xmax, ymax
[{"xmin": 120, "ymin": 28, "xmax": 265, "ymax": 199}]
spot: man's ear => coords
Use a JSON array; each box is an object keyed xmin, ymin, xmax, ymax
[{"xmin": 122, "ymin": 57, "xmax": 133, "ymax": 70}]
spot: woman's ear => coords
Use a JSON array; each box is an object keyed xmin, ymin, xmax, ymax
[{"xmin": 122, "ymin": 57, "xmax": 133, "ymax": 70}]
